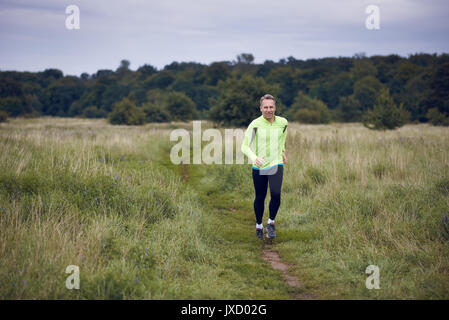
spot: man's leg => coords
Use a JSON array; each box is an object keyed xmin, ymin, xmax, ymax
[
  {"xmin": 252, "ymin": 168, "xmax": 268, "ymax": 226},
  {"xmin": 268, "ymin": 165, "xmax": 284, "ymax": 220}
]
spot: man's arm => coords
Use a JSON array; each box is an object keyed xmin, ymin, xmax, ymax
[
  {"xmin": 281, "ymin": 123, "xmax": 288, "ymax": 162},
  {"xmin": 241, "ymin": 122, "xmax": 258, "ymax": 162}
]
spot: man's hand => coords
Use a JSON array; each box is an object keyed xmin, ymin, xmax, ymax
[
  {"xmin": 255, "ymin": 157, "xmax": 265, "ymax": 167},
  {"xmin": 282, "ymin": 151, "xmax": 287, "ymax": 164}
]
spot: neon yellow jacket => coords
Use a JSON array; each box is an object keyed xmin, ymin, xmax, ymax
[{"xmin": 241, "ymin": 115, "xmax": 288, "ymax": 170}]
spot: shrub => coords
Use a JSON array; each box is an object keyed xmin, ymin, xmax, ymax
[
  {"xmin": 363, "ymin": 88, "xmax": 410, "ymax": 130},
  {"xmin": 142, "ymin": 103, "xmax": 171, "ymax": 123},
  {"xmin": 108, "ymin": 98, "xmax": 146, "ymax": 125},
  {"xmin": 0, "ymin": 110, "xmax": 8, "ymax": 123},
  {"xmin": 294, "ymin": 109, "xmax": 321, "ymax": 124},
  {"xmin": 426, "ymin": 108, "xmax": 449, "ymax": 126},
  {"xmin": 288, "ymin": 91, "xmax": 331, "ymax": 124},
  {"xmin": 165, "ymin": 92, "xmax": 198, "ymax": 122}
]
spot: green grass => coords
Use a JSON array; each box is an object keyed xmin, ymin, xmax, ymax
[
  {"xmin": 276, "ymin": 123, "xmax": 449, "ymax": 299},
  {"xmin": 0, "ymin": 118, "xmax": 292, "ymax": 299},
  {"xmin": 0, "ymin": 118, "xmax": 448, "ymax": 299}
]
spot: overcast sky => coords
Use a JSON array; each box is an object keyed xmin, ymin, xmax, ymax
[{"xmin": 1, "ymin": 0, "xmax": 448, "ymax": 76}]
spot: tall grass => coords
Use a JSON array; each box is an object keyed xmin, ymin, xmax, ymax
[
  {"xmin": 0, "ymin": 118, "xmax": 228, "ymax": 299},
  {"xmin": 277, "ymin": 123, "xmax": 449, "ymax": 298},
  {"xmin": 1, "ymin": 118, "xmax": 448, "ymax": 299}
]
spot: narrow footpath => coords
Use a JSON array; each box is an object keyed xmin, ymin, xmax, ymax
[{"xmin": 173, "ymin": 160, "xmax": 315, "ymax": 300}]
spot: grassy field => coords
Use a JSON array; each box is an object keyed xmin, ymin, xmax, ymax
[{"xmin": 0, "ymin": 117, "xmax": 448, "ymax": 299}]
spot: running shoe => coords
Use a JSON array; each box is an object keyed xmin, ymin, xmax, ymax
[
  {"xmin": 256, "ymin": 227, "xmax": 264, "ymax": 240},
  {"xmin": 266, "ymin": 223, "xmax": 276, "ymax": 239}
]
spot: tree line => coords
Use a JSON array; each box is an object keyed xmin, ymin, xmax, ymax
[{"xmin": 1, "ymin": 52, "xmax": 448, "ymax": 128}]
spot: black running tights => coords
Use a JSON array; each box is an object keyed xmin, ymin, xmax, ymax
[{"xmin": 251, "ymin": 165, "xmax": 284, "ymax": 225}]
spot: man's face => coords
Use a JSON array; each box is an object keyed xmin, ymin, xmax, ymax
[{"xmin": 260, "ymin": 99, "xmax": 276, "ymax": 120}]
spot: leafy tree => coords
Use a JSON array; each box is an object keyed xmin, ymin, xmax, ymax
[
  {"xmin": 164, "ymin": 91, "xmax": 198, "ymax": 121},
  {"xmin": 309, "ymin": 72, "xmax": 353, "ymax": 110},
  {"xmin": 408, "ymin": 53, "xmax": 435, "ymax": 67},
  {"xmin": 1, "ymin": 53, "xmax": 448, "ymax": 126},
  {"xmin": 38, "ymin": 69, "xmax": 64, "ymax": 87},
  {"xmin": 142, "ymin": 89, "xmax": 171, "ymax": 122},
  {"xmin": 22, "ymin": 94, "xmax": 41, "ymax": 116},
  {"xmin": 426, "ymin": 108, "xmax": 449, "ymax": 126},
  {"xmin": 170, "ymin": 79, "xmax": 218, "ymax": 111},
  {"xmin": 208, "ymin": 75, "xmax": 280, "ymax": 127},
  {"xmin": 236, "ymin": 53, "xmax": 254, "ymax": 64},
  {"xmin": 101, "ymin": 83, "xmax": 131, "ymax": 112},
  {"xmin": 83, "ymin": 105, "xmax": 107, "ymax": 118},
  {"xmin": 204, "ymin": 62, "xmax": 230, "ymax": 86},
  {"xmin": 117, "ymin": 59, "xmax": 130, "ymax": 71},
  {"xmin": 394, "ymin": 62, "xmax": 422, "ymax": 86},
  {"xmin": 353, "ymin": 76, "xmax": 384, "ymax": 111},
  {"xmin": 0, "ymin": 78, "xmax": 23, "ymax": 97},
  {"xmin": 0, "ymin": 110, "xmax": 8, "ymax": 122},
  {"xmin": 288, "ymin": 91, "xmax": 331, "ymax": 124},
  {"xmin": 146, "ymin": 88, "xmax": 167, "ymax": 104},
  {"xmin": 144, "ymin": 71, "xmax": 175, "ymax": 90},
  {"xmin": 389, "ymin": 62, "xmax": 423, "ymax": 101},
  {"xmin": 293, "ymin": 109, "xmax": 322, "ymax": 124},
  {"xmin": 115, "ymin": 59, "xmax": 133, "ymax": 79},
  {"xmin": 256, "ymin": 60, "xmax": 277, "ymax": 78},
  {"xmin": 336, "ymin": 95, "xmax": 362, "ymax": 122},
  {"xmin": 68, "ymin": 100, "xmax": 83, "ymax": 117},
  {"xmin": 363, "ymin": 88, "xmax": 410, "ymax": 130},
  {"xmin": 266, "ymin": 66, "xmax": 303, "ymax": 107},
  {"xmin": 137, "ymin": 64, "xmax": 157, "ymax": 79},
  {"xmin": 93, "ymin": 69, "xmax": 114, "ymax": 79},
  {"xmin": 190, "ymin": 86, "xmax": 218, "ymax": 112},
  {"xmin": 402, "ymin": 70, "xmax": 432, "ymax": 121},
  {"xmin": 350, "ymin": 59, "xmax": 377, "ymax": 80},
  {"xmin": 0, "ymin": 97, "xmax": 29, "ymax": 117},
  {"xmin": 234, "ymin": 53, "xmax": 257, "ymax": 74},
  {"xmin": 142, "ymin": 103, "xmax": 170, "ymax": 123},
  {"xmin": 42, "ymin": 76, "xmax": 84, "ymax": 116},
  {"xmin": 163, "ymin": 61, "xmax": 204, "ymax": 72},
  {"xmin": 108, "ymin": 97, "xmax": 145, "ymax": 125},
  {"xmin": 424, "ymin": 62, "xmax": 449, "ymax": 116},
  {"xmin": 41, "ymin": 69, "xmax": 63, "ymax": 80}
]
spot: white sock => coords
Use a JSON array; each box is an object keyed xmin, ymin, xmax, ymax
[
  {"xmin": 268, "ymin": 219, "xmax": 275, "ymax": 225},
  {"xmin": 256, "ymin": 223, "xmax": 263, "ymax": 229}
]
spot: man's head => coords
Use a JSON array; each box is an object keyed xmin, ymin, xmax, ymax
[{"xmin": 259, "ymin": 94, "xmax": 276, "ymax": 121}]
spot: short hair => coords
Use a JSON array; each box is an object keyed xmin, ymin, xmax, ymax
[{"xmin": 260, "ymin": 94, "xmax": 276, "ymax": 105}]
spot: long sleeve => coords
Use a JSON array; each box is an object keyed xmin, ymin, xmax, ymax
[
  {"xmin": 280, "ymin": 122, "xmax": 288, "ymax": 153},
  {"xmin": 241, "ymin": 122, "xmax": 258, "ymax": 162}
]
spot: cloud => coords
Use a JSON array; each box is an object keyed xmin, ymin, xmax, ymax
[{"xmin": 1, "ymin": 0, "xmax": 448, "ymax": 75}]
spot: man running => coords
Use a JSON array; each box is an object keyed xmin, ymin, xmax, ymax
[{"xmin": 241, "ymin": 94, "xmax": 288, "ymax": 240}]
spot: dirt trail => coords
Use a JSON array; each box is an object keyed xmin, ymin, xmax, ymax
[
  {"xmin": 170, "ymin": 159, "xmax": 315, "ymax": 299},
  {"xmin": 262, "ymin": 246, "xmax": 316, "ymax": 300}
]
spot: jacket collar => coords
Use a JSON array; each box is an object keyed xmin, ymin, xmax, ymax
[{"xmin": 261, "ymin": 114, "xmax": 276, "ymax": 124}]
